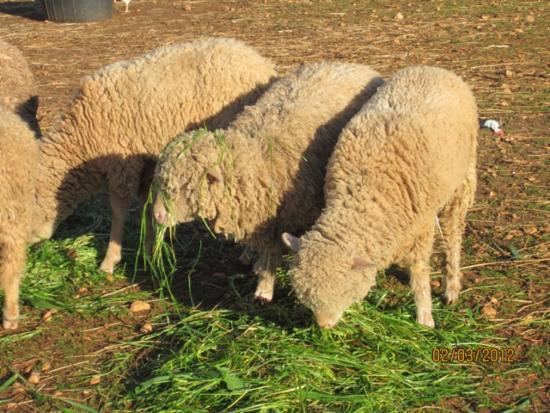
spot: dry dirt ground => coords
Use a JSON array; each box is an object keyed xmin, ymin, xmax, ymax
[{"xmin": 0, "ymin": 0, "xmax": 548, "ymax": 411}]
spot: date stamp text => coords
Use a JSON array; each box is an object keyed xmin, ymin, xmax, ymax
[{"xmin": 432, "ymin": 347, "xmax": 517, "ymax": 363}]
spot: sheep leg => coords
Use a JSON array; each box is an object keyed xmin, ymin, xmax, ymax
[
  {"xmin": 1, "ymin": 240, "xmax": 25, "ymax": 330},
  {"xmin": 253, "ymin": 246, "xmax": 282, "ymax": 302},
  {"xmin": 408, "ymin": 229, "xmax": 436, "ymax": 328},
  {"xmin": 100, "ymin": 194, "xmax": 131, "ymax": 274},
  {"xmin": 439, "ymin": 173, "xmax": 476, "ymax": 305}
]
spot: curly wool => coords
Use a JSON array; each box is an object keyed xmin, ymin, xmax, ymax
[
  {"xmin": 31, "ymin": 37, "xmax": 277, "ymax": 272},
  {"xmin": 0, "ymin": 40, "xmax": 39, "ymax": 135},
  {"xmin": 288, "ymin": 65, "xmax": 478, "ymax": 328},
  {"xmin": 153, "ymin": 61, "xmax": 384, "ymax": 301},
  {"xmin": 0, "ymin": 107, "xmax": 39, "ymax": 329}
]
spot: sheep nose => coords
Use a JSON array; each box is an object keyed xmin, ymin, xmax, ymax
[
  {"xmin": 153, "ymin": 199, "xmax": 168, "ymax": 224},
  {"xmin": 155, "ymin": 209, "xmax": 167, "ymax": 224},
  {"xmin": 315, "ymin": 313, "xmax": 339, "ymax": 329}
]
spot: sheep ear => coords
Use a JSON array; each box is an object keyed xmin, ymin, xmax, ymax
[
  {"xmin": 282, "ymin": 232, "xmax": 302, "ymax": 252},
  {"xmin": 351, "ymin": 257, "xmax": 375, "ymax": 271},
  {"xmin": 206, "ymin": 166, "xmax": 223, "ymax": 185}
]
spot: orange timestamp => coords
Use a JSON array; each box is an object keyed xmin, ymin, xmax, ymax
[{"xmin": 432, "ymin": 347, "xmax": 517, "ymax": 363}]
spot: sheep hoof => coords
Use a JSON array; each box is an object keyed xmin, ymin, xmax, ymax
[
  {"xmin": 2, "ymin": 316, "xmax": 19, "ymax": 330},
  {"xmin": 254, "ymin": 288, "xmax": 273, "ymax": 303},
  {"xmin": 255, "ymin": 295, "xmax": 272, "ymax": 304},
  {"xmin": 99, "ymin": 256, "xmax": 120, "ymax": 274},
  {"xmin": 417, "ymin": 312, "xmax": 435, "ymax": 328},
  {"xmin": 444, "ymin": 289, "xmax": 460, "ymax": 305}
]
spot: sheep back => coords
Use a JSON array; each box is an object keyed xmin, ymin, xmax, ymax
[{"xmin": 0, "ymin": 40, "xmax": 39, "ymax": 134}]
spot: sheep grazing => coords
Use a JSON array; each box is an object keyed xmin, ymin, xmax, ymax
[
  {"xmin": 0, "ymin": 107, "xmax": 39, "ymax": 329},
  {"xmin": 0, "ymin": 40, "xmax": 40, "ymax": 135},
  {"xmin": 283, "ymin": 65, "xmax": 478, "ymax": 329},
  {"xmin": 152, "ymin": 62, "xmax": 384, "ymax": 302},
  {"xmin": 30, "ymin": 37, "xmax": 277, "ymax": 274}
]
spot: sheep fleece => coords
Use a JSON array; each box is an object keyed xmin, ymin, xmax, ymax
[
  {"xmin": 153, "ymin": 61, "xmax": 384, "ymax": 300},
  {"xmin": 0, "ymin": 107, "xmax": 39, "ymax": 328},
  {"xmin": 0, "ymin": 40, "xmax": 39, "ymax": 134},
  {"xmin": 289, "ymin": 65, "xmax": 478, "ymax": 327},
  {"xmin": 32, "ymin": 37, "xmax": 276, "ymax": 269}
]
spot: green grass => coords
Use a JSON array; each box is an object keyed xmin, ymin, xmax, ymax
[{"xmin": 116, "ymin": 283, "xmax": 498, "ymax": 412}]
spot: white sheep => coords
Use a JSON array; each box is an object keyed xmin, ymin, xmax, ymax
[
  {"xmin": 0, "ymin": 39, "xmax": 40, "ymax": 135},
  {"xmin": 152, "ymin": 62, "xmax": 384, "ymax": 302},
  {"xmin": 0, "ymin": 107, "xmax": 39, "ymax": 329},
  {"xmin": 30, "ymin": 37, "xmax": 277, "ymax": 274},
  {"xmin": 283, "ymin": 65, "xmax": 478, "ymax": 328}
]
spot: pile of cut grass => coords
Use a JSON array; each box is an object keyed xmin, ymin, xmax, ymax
[{"xmin": 114, "ymin": 266, "xmax": 499, "ymax": 412}]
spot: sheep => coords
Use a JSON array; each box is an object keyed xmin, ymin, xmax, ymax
[
  {"xmin": 0, "ymin": 39, "xmax": 40, "ymax": 135},
  {"xmin": 30, "ymin": 37, "xmax": 277, "ymax": 274},
  {"xmin": 152, "ymin": 62, "xmax": 384, "ymax": 302},
  {"xmin": 282, "ymin": 65, "xmax": 478, "ymax": 329},
  {"xmin": 0, "ymin": 106, "xmax": 39, "ymax": 329}
]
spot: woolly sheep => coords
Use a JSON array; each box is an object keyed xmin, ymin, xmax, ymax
[
  {"xmin": 0, "ymin": 107, "xmax": 39, "ymax": 329},
  {"xmin": 152, "ymin": 62, "xmax": 384, "ymax": 302},
  {"xmin": 283, "ymin": 65, "xmax": 478, "ymax": 328},
  {"xmin": 0, "ymin": 39, "xmax": 40, "ymax": 135},
  {"xmin": 30, "ymin": 37, "xmax": 277, "ymax": 274}
]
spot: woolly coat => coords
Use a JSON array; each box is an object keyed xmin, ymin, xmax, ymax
[
  {"xmin": 0, "ymin": 40, "xmax": 39, "ymax": 135},
  {"xmin": 31, "ymin": 37, "xmax": 276, "ymax": 271},
  {"xmin": 0, "ymin": 107, "xmax": 39, "ymax": 329},
  {"xmin": 287, "ymin": 66, "xmax": 478, "ymax": 327},
  {"xmin": 153, "ymin": 62, "xmax": 384, "ymax": 300}
]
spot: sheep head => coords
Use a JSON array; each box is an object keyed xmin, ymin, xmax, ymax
[
  {"xmin": 282, "ymin": 231, "xmax": 377, "ymax": 328},
  {"xmin": 152, "ymin": 129, "xmax": 227, "ymax": 228}
]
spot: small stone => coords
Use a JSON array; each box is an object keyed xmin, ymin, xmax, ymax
[
  {"xmin": 28, "ymin": 371, "xmax": 40, "ymax": 384},
  {"xmin": 41, "ymin": 361, "xmax": 52, "ymax": 372},
  {"xmin": 525, "ymin": 15, "xmax": 535, "ymax": 23},
  {"xmin": 523, "ymin": 226, "xmax": 538, "ymax": 235},
  {"xmin": 90, "ymin": 375, "xmax": 101, "ymax": 385},
  {"xmin": 430, "ymin": 279, "xmax": 441, "ymax": 288},
  {"xmin": 130, "ymin": 300, "xmax": 151, "ymax": 313},
  {"xmin": 73, "ymin": 287, "xmax": 89, "ymax": 299},
  {"xmin": 82, "ymin": 389, "xmax": 92, "ymax": 396},
  {"xmin": 489, "ymin": 190, "xmax": 496, "ymax": 198},
  {"xmin": 66, "ymin": 248, "xmax": 78, "ymax": 260},
  {"xmin": 42, "ymin": 309, "xmax": 57, "ymax": 322},
  {"xmin": 395, "ymin": 12, "xmax": 404, "ymax": 20},
  {"xmin": 482, "ymin": 303, "xmax": 497, "ymax": 318},
  {"xmin": 139, "ymin": 322, "xmax": 153, "ymax": 334},
  {"xmin": 504, "ymin": 69, "xmax": 514, "ymax": 77}
]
